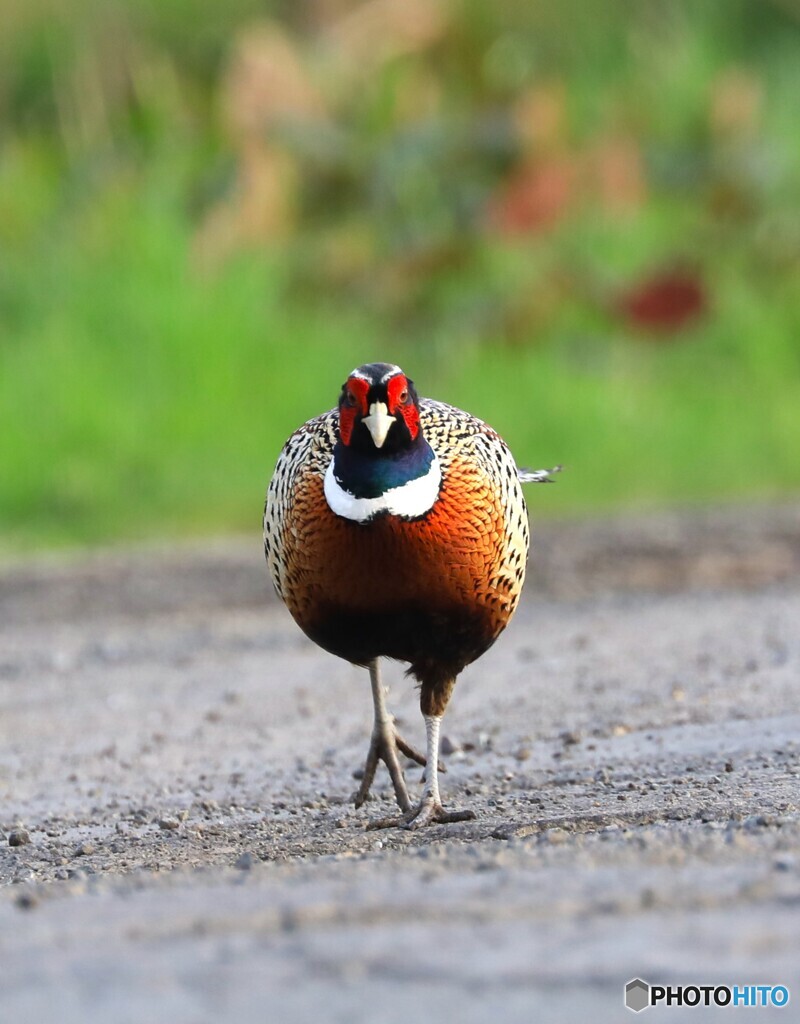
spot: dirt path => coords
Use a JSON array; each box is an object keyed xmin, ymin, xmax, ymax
[{"xmin": 1, "ymin": 512, "xmax": 799, "ymax": 1021}]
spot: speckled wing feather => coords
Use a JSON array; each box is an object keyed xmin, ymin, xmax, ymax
[
  {"xmin": 263, "ymin": 406, "xmax": 338, "ymax": 601},
  {"xmin": 263, "ymin": 398, "xmax": 529, "ymax": 623},
  {"xmin": 413, "ymin": 398, "xmax": 530, "ymax": 620}
]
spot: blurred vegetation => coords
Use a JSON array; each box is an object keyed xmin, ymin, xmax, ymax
[{"xmin": 1, "ymin": 0, "xmax": 800, "ymax": 552}]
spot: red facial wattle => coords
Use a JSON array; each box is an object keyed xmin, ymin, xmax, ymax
[
  {"xmin": 339, "ymin": 377, "xmax": 369, "ymax": 446},
  {"xmin": 386, "ymin": 374, "xmax": 419, "ymax": 440}
]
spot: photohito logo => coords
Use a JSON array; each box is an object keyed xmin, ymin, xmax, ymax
[{"xmin": 625, "ymin": 979, "xmax": 790, "ymax": 1012}]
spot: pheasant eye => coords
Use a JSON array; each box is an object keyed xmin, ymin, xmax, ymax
[
  {"xmin": 398, "ymin": 388, "xmax": 409, "ymax": 404},
  {"xmin": 345, "ymin": 390, "xmax": 359, "ymax": 407}
]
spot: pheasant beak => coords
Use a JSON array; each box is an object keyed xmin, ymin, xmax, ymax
[{"xmin": 362, "ymin": 401, "xmax": 394, "ymax": 449}]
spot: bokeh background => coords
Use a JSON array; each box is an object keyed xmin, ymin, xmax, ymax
[{"xmin": 2, "ymin": 0, "xmax": 799, "ymax": 554}]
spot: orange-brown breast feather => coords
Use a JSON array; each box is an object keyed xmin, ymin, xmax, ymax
[{"xmin": 263, "ymin": 399, "xmax": 530, "ymax": 662}]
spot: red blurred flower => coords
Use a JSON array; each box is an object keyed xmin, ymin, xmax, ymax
[{"xmin": 618, "ymin": 269, "xmax": 707, "ymax": 334}]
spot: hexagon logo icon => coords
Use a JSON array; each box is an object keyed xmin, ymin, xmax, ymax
[{"xmin": 626, "ymin": 978, "xmax": 650, "ymax": 1012}]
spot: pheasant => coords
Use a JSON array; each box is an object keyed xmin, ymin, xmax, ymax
[{"xmin": 263, "ymin": 363, "xmax": 558, "ymax": 829}]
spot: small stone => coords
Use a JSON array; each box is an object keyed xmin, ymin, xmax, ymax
[
  {"xmin": 440, "ymin": 735, "xmax": 461, "ymax": 755},
  {"xmin": 774, "ymin": 855, "xmax": 796, "ymax": 872},
  {"xmin": 560, "ymin": 730, "xmax": 582, "ymax": 746},
  {"xmin": 15, "ymin": 890, "xmax": 38, "ymax": 910},
  {"xmin": 542, "ymin": 827, "xmax": 569, "ymax": 844},
  {"xmin": 492, "ymin": 823, "xmax": 538, "ymax": 841},
  {"xmin": 234, "ymin": 852, "xmax": 256, "ymax": 870},
  {"xmin": 158, "ymin": 818, "xmax": 180, "ymax": 831},
  {"xmin": 8, "ymin": 829, "xmax": 30, "ymax": 847},
  {"xmin": 725, "ymin": 761, "xmax": 734, "ymax": 772},
  {"xmin": 640, "ymin": 888, "xmax": 656, "ymax": 909},
  {"xmin": 73, "ymin": 842, "xmax": 94, "ymax": 857},
  {"xmin": 743, "ymin": 814, "xmax": 773, "ymax": 831}
]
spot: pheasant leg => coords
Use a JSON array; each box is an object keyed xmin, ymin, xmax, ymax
[
  {"xmin": 353, "ymin": 660, "xmax": 419, "ymax": 813},
  {"xmin": 367, "ymin": 713, "xmax": 475, "ymax": 830}
]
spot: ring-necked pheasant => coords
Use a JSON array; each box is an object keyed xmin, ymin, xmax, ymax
[{"xmin": 263, "ymin": 363, "xmax": 558, "ymax": 829}]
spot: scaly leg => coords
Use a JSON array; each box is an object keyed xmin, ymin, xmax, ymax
[
  {"xmin": 354, "ymin": 660, "xmax": 426, "ymax": 813},
  {"xmin": 367, "ymin": 713, "xmax": 475, "ymax": 830}
]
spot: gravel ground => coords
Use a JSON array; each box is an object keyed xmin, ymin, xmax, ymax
[{"xmin": 1, "ymin": 506, "xmax": 799, "ymax": 1022}]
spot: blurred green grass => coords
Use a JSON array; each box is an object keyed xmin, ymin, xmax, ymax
[{"xmin": 1, "ymin": 0, "xmax": 799, "ymax": 554}]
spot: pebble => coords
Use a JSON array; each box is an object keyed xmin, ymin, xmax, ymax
[
  {"xmin": 234, "ymin": 852, "xmax": 257, "ymax": 870},
  {"xmin": 8, "ymin": 829, "xmax": 31, "ymax": 847},
  {"xmin": 73, "ymin": 842, "xmax": 94, "ymax": 857},
  {"xmin": 744, "ymin": 814, "xmax": 775, "ymax": 830},
  {"xmin": 158, "ymin": 818, "xmax": 180, "ymax": 831},
  {"xmin": 440, "ymin": 735, "xmax": 461, "ymax": 755},
  {"xmin": 15, "ymin": 890, "xmax": 39, "ymax": 910}
]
